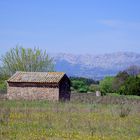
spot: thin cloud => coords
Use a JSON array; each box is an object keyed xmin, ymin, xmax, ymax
[
  {"xmin": 98, "ymin": 19, "xmax": 140, "ymax": 30},
  {"xmin": 99, "ymin": 19, "xmax": 122, "ymax": 28}
]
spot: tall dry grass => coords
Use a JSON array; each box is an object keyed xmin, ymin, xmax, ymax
[{"xmin": 0, "ymin": 100, "xmax": 140, "ymax": 140}]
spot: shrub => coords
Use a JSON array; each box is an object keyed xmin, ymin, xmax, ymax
[
  {"xmin": 119, "ymin": 103, "xmax": 131, "ymax": 118},
  {"xmin": 78, "ymin": 87, "xmax": 88, "ymax": 93},
  {"xmin": 0, "ymin": 82, "xmax": 7, "ymax": 94},
  {"xmin": 0, "ymin": 73, "xmax": 8, "ymax": 94},
  {"xmin": 71, "ymin": 80, "xmax": 86, "ymax": 90},
  {"xmin": 119, "ymin": 76, "xmax": 140, "ymax": 96},
  {"xmin": 70, "ymin": 78, "xmax": 98, "ymax": 93},
  {"xmin": 88, "ymin": 84, "xmax": 100, "ymax": 92},
  {"xmin": 99, "ymin": 76, "xmax": 115, "ymax": 94}
]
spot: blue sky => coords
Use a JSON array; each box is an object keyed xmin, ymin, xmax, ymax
[{"xmin": 0, "ymin": 0, "xmax": 140, "ymax": 55}]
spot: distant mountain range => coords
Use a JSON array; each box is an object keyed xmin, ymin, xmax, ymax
[{"xmin": 51, "ymin": 52, "xmax": 140, "ymax": 80}]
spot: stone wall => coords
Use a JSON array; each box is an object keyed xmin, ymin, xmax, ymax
[
  {"xmin": 7, "ymin": 86, "xmax": 59, "ymax": 101},
  {"xmin": 71, "ymin": 93, "xmax": 140, "ymax": 105}
]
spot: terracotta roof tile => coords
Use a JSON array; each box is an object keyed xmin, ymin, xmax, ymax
[{"xmin": 7, "ymin": 71, "xmax": 65, "ymax": 83}]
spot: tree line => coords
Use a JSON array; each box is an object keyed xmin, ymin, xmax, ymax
[
  {"xmin": 70, "ymin": 65, "xmax": 140, "ymax": 96},
  {"xmin": 99, "ymin": 66, "xmax": 140, "ymax": 96}
]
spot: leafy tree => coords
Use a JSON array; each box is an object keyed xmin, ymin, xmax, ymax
[
  {"xmin": 0, "ymin": 72, "xmax": 9, "ymax": 94},
  {"xmin": 99, "ymin": 76, "xmax": 115, "ymax": 94},
  {"xmin": 0, "ymin": 46, "xmax": 54, "ymax": 76},
  {"xmin": 78, "ymin": 87, "xmax": 89, "ymax": 93},
  {"xmin": 113, "ymin": 71, "xmax": 129, "ymax": 91},
  {"xmin": 71, "ymin": 80, "xmax": 89, "ymax": 93},
  {"xmin": 125, "ymin": 65, "xmax": 140, "ymax": 76},
  {"xmin": 119, "ymin": 76, "xmax": 140, "ymax": 96},
  {"xmin": 70, "ymin": 77, "xmax": 99, "ymax": 85},
  {"xmin": 88, "ymin": 84, "xmax": 100, "ymax": 92},
  {"xmin": 70, "ymin": 77, "xmax": 99, "ymax": 93}
]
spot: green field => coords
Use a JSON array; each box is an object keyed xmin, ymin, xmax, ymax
[{"xmin": 0, "ymin": 100, "xmax": 140, "ymax": 140}]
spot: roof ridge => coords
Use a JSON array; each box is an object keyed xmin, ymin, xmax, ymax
[{"xmin": 15, "ymin": 71, "xmax": 65, "ymax": 73}]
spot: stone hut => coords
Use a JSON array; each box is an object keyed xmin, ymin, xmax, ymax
[{"xmin": 7, "ymin": 71, "xmax": 71, "ymax": 101}]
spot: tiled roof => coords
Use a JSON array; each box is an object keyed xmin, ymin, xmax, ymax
[{"xmin": 7, "ymin": 71, "xmax": 65, "ymax": 83}]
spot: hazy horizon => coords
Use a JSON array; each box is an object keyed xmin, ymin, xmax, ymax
[
  {"xmin": 0, "ymin": 0, "xmax": 140, "ymax": 55},
  {"xmin": 1, "ymin": 47, "xmax": 140, "ymax": 56}
]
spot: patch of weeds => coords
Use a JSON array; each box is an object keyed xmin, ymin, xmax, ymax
[{"xmin": 119, "ymin": 103, "xmax": 131, "ymax": 118}]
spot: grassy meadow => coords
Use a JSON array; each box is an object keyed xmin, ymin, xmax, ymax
[{"xmin": 0, "ymin": 100, "xmax": 140, "ymax": 140}]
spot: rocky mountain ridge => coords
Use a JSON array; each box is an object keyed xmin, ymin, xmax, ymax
[{"xmin": 51, "ymin": 52, "xmax": 140, "ymax": 80}]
